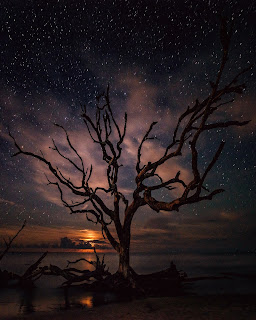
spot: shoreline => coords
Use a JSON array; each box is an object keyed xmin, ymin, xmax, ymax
[{"xmin": 5, "ymin": 294, "xmax": 256, "ymax": 320}]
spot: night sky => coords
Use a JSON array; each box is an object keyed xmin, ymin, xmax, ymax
[{"xmin": 0, "ymin": 0, "xmax": 255, "ymax": 254}]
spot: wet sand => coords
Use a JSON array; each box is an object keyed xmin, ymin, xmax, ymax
[{"xmin": 5, "ymin": 295, "xmax": 256, "ymax": 320}]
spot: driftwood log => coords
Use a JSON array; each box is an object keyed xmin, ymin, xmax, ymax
[
  {"xmin": 36, "ymin": 248, "xmax": 111, "ymax": 287},
  {"xmin": 0, "ymin": 245, "xmax": 111, "ymax": 289}
]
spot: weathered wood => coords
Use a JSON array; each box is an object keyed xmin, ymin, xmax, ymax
[{"xmin": 22, "ymin": 251, "xmax": 48, "ymax": 280}]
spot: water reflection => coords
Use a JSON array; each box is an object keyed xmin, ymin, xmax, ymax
[
  {"xmin": 15, "ymin": 286, "xmax": 113, "ymax": 316},
  {"xmin": 80, "ymin": 296, "xmax": 93, "ymax": 308},
  {"xmin": 63, "ymin": 287, "xmax": 118, "ymax": 310},
  {"xmin": 19, "ymin": 287, "xmax": 36, "ymax": 314}
]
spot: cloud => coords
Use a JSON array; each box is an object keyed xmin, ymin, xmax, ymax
[
  {"xmin": 144, "ymin": 216, "xmax": 178, "ymax": 231},
  {"xmin": 4, "ymin": 70, "xmax": 246, "ymax": 212},
  {"xmin": 219, "ymin": 211, "xmax": 241, "ymax": 221},
  {"xmin": 59, "ymin": 236, "xmax": 93, "ymax": 249},
  {"xmin": 2, "ymin": 72, "xmax": 193, "ymax": 209},
  {"xmin": 1, "ymin": 60, "xmax": 254, "ymax": 251},
  {"xmin": 131, "ymin": 205, "xmax": 250, "ymax": 253},
  {"xmin": 0, "ymin": 198, "xmax": 16, "ymax": 206}
]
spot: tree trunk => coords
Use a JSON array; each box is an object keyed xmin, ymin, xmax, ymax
[
  {"xmin": 117, "ymin": 239, "xmax": 130, "ymax": 279},
  {"xmin": 117, "ymin": 207, "xmax": 134, "ymax": 280}
]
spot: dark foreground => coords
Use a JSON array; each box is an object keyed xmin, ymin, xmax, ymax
[{"xmin": 5, "ymin": 294, "xmax": 256, "ymax": 320}]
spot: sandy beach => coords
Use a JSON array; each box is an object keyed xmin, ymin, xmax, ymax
[{"xmin": 5, "ymin": 295, "xmax": 256, "ymax": 320}]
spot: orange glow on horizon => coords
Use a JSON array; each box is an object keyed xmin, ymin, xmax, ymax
[
  {"xmin": 80, "ymin": 229, "xmax": 99, "ymax": 242},
  {"xmin": 7, "ymin": 247, "xmax": 115, "ymax": 254},
  {"xmin": 0, "ymin": 225, "xmax": 106, "ymax": 248}
]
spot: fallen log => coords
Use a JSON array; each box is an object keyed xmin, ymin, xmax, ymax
[{"xmin": 22, "ymin": 251, "xmax": 48, "ymax": 280}]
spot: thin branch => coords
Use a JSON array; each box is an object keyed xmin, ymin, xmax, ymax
[
  {"xmin": 198, "ymin": 141, "xmax": 225, "ymax": 191},
  {"xmin": 50, "ymin": 139, "xmax": 82, "ymax": 173},
  {"xmin": 136, "ymin": 121, "xmax": 158, "ymax": 173},
  {"xmin": 131, "ymin": 16, "xmax": 251, "ymax": 220},
  {"xmin": 0, "ymin": 220, "xmax": 26, "ymax": 261},
  {"xmin": 203, "ymin": 120, "xmax": 250, "ymax": 131},
  {"xmin": 146, "ymin": 171, "xmax": 187, "ymax": 191},
  {"xmin": 9, "ymin": 131, "xmax": 87, "ymax": 197},
  {"xmin": 54, "ymin": 123, "xmax": 85, "ymax": 172}
]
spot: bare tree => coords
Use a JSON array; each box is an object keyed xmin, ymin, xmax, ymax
[{"xmin": 10, "ymin": 18, "xmax": 251, "ymax": 280}]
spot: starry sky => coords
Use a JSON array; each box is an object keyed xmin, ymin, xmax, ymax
[{"xmin": 0, "ymin": 0, "xmax": 255, "ymax": 254}]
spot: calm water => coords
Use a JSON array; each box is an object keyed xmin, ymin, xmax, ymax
[{"xmin": 0, "ymin": 251, "xmax": 256, "ymax": 317}]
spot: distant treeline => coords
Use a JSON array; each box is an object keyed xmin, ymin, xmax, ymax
[
  {"xmin": 0, "ymin": 237, "xmax": 107, "ymax": 249},
  {"xmin": 59, "ymin": 237, "xmax": 93, "ymax": 249}
]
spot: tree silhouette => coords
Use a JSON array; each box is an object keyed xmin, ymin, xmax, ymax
[{"xmin": 10, "ymin": 18, "xmax": 251, "ymax": 280}]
